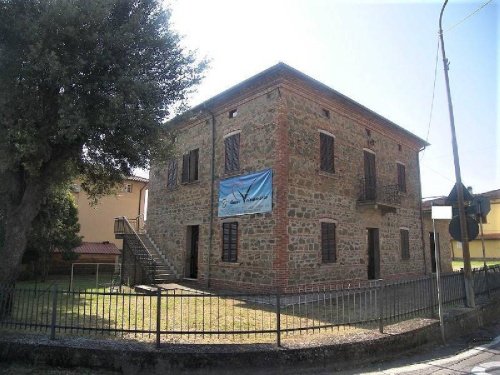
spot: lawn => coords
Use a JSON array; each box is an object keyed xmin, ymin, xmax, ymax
[
  {"xmin": 4, "ymin": 278, "xmax": 374, "ymax": 344},
  {"xmin": 452, "ymin": 260, "xmax": 500, "ymax": 271}
]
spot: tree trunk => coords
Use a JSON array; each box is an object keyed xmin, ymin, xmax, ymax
[{"xmin": 0, "ymin": 180, "xmax": 45, "ymax": 316}]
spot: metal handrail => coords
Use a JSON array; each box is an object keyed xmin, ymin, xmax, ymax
[
  {"xmin": 115, "ymin": 216, "xmax": 156, "ymax": 282},
  {"xmin": 358, "ymin": 178, "xmax": 401, "ymax": 206}
]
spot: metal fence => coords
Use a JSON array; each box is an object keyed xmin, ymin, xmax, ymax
[{"xmin": 1, "ymin": 265, "xmax": 500, "ymax": 346}]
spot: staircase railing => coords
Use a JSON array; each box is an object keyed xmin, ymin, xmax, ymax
[{"xmin": 114, "ymin": 216, "xmax": 156, "ymax": 284}]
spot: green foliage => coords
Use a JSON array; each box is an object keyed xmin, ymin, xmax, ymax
[
  {"xmin": 23, "ymin": 188, "xmax": 82, "ymax": 276},
  {"xmin": 0, "ymin": 0, "xmax": 206, "ymax": 201}
]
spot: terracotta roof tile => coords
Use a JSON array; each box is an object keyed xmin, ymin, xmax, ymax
[{"xmin": 55, "ymin": 242, "xmax": 120, "ymax": 255}]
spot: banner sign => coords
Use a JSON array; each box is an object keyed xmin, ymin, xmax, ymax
[{"xmin": 218, "ymin": 169, "xmax": 272, "ymax": 217}]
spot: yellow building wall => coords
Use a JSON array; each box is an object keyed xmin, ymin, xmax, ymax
[
  {"xmin": 73, "ymin": 179, "xmax": 148, "ymax": 248},
  {"xmin": 452, "ymin": 198, "xmax": 500, "ymax": 259}
]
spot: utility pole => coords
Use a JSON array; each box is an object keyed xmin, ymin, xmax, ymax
[{"xmin": 439, "ymin": 0, "xmax": 475, "ymax": 307}]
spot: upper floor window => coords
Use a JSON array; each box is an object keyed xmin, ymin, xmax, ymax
[
  {"xmin": 123, "ymin": 183, "xmax": 133, "ymax": 193},
  {"xmin": 400, "ymin": 228, "xmax": 410, "ymax": 260},
  {"xmin": 222, "ymin": 222, "xmax": 238, "ymax": 262},
  {"xmin": 167, "ymin": 159, "xmax": 178, "ymax": 190},
  {"xmin": 397, "ymin": 163, "xmax": 406, "ymax": 192},
  {"xmin": 224, "ymin": 132, "xmax": 240, "ymax": 173},
  {"xmin": 321, "ymin": 222, "xmax": 337, "ymax": 263},
  {"xmin": 320, "ymin": 132, "xmax": 335, "ymax": 173},
  {"xmin": 181, "ymin": 149, "xmax": 199, "ymax": 183}
]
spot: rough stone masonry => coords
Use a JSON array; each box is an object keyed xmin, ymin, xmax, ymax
[{"xmin": 147, "ymin": 63, "xmax": 431, "ymax": 292}]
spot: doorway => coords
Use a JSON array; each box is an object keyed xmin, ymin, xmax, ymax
[
  {"xmin": 363, "ymin": 150, "xmax": 376, "ymax": 200},
  {"xmin": 186, "ymin": 225, "xmax": 199, "ymax": 279},
  {"xmin": 367, "ymin": 228, "xmax": 380, "ymax": 280},
  {"xmin": 429, "ymin": 232, "xmax": 438, "ymax": 273}
]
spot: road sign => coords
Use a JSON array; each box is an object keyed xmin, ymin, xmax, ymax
[{"xmin": 449, "ymin": 215, "xmax": 479, "ymax": 242}]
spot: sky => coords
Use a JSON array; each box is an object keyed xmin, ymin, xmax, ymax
[{"xmin": 159, "ymin": 0, "xmax": 498, "ymax": 199}]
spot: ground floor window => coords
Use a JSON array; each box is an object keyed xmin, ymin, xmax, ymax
[
  {"xmin": 222, "ymin": 222, "xmax": 238, "ymax": 262},
  {"xmin": 321, "ymin": 222, "xmax": 337, "ymax": 263},
  {"xmin": 400, "ymin": 228, "xmax": 410, "ymax": 260}
]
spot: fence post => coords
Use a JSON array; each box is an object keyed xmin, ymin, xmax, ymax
[
  {"xmin": 50, "ymin": 285, "xmax": 58, "ymax": 340},
  {"xmin": 276, "ymin": 291, "xmax": 281, "ymax": 347},
  {"xmin": 378, "ymin": 283, "xmax": 384, "ymax": 333},
  {"xmin": 429, "ymin": 275, "xmax": 435, "ymax": 317},
  {"xmin": 156, "ymin": 287, "xmax": 161, "ymax": 349}
]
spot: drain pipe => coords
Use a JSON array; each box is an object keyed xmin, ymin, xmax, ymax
[
  {"xmin": 417, "ymin": 147, "xmax": 428, "ymax": 274},
  {"xmin": 204, "ymin": 105, "xmax": 216, "ymax": 288}
]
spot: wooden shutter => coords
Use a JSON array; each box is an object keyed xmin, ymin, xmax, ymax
[
  {"xmin": 222, "ymin": 222, "xmax": 238, "ymax": 262},
  {"xmin": 182, "ymin": 153, "xmax": 189, "ymax": 183},
  {"xmin": 400, "ymin": 229, "xmax": 410, "ymax": 260},
  {"xmin": 225, "ymin": 133, "xmax": 240, "ymax": 173},
  {"xmin": 189, "ymin": 149, "xmax": 199, "ymax": 182},
  {"xmin": 321, "ymin": 222, "xmax": 336, "ymax": 263},
  {"xmin": 167, "ymin": 159, "xmax": 177, "ymax": 189},
  {"xmin": 397, "ymin": 163, "xmax": 406, "ymax": 192},
  {"xmin": 364, "ymin": 151, "xmax": 376, "ymax": 199},
  {"xmin": 320, "ymin": 133, "xmax": 334, "ymax": 173}
]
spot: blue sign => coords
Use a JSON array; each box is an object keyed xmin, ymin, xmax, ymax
[{"xmin": 218, "ymin": 169, "xmax": 273, "ymax": 217}]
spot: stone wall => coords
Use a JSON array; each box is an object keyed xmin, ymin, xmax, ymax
[
  {"xmin": 283, "ymin": 86, "xmax": 426, "ymax": 289},
  {"xmin": 147, "ymin": 76, "xmax": 427, "ymax": 292}
]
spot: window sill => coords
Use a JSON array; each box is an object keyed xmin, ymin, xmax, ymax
[
  {"xmin": 318, "ymin": 171, "xmax": 336, "ymax": 178},
  {"xmin": 219, "ymin": 261, "xmax": 241, "ymax": 267},
  {"xmin": 181, "ymin": 180, "xmax": 200, "ymax": 186},
  {"xmin": 320, "ymin": 261, "xmax": 337, "ymax": 266},
  {"xmin": 222, "ymin": 170, "xmax": 241, "ymax": 178}
]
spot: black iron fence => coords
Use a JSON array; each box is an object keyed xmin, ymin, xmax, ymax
[
  {"xmin": 358, "ymin": 178, "xmax": 401, "ymax": 206},
  {"xmin": 1, "ymin": 266, "xmax": 500, "ymax": 346}
]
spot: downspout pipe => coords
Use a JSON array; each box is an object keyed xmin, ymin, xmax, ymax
[
  {"xmin": 417, "ymin": 146, "xmax": 427, "ymax": 274},
  {"xmin": 203, "ymin": 105, "xmax": 216, "ymax": 288}
]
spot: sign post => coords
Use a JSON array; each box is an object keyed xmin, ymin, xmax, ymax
[{"xmin": 432, "ymin": 205, "xmax": 452, "ymax": 344}]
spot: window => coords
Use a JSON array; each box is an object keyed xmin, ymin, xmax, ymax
[
  {"xmin": 322, "ymin": 108, "xmax": 330, "ymax": 118},
  {"xmin": 400, "ymin": 229, "xmax": 410, "ymax": 260},
  {"xmin": 224, "ymin": 133, "xmax": 240, "ymax": 173},
  {"xmin": 397, "ymin": 163, "xmax": 406, "ymax": 192},
  {"xmin": 123, "ymin": 183, "xmax": 132, "ymax": 193},
  {"xmin": 229, "ymin": 109, "xmax": 238, "ymax": 118},
  {"xmin": 222, "ymin": 222, "xmax": 238, "ymax": 262},
  {"xmin": 320, "ymin": 132, "xmax": 335, "ymax": 173},
  {"xmin": 181, "ymin": 149, "xmax": 199, "ymax": 183},
  {"xmin": 167, "ymin": 159, "xmax": 178, "ymax": 190},
  {"xmin": 321, "ymin": 222, "xmax": 337, "ymax": 263}
]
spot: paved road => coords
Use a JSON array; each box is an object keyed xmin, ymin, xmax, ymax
[{"xmin": 339, "ymin": 322, "xmax": 500, "ymax": 375}]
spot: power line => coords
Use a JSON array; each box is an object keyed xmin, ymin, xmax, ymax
[
  {"xmin": 445, "ymin": 0, "xmax": 494, "ymax": 32},
  {"xmin": 420, "ymin": 37, "xmax": 440, "ymax": 161}
]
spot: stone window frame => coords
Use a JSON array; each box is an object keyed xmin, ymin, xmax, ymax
[
  {"xmin": 400, "ymin": 227, "xmax": 410, "ymax": 260},
  {"xmin": 318, "ymin": 129, "xmax": 335, "ymax": 174},
  {"xmin": 319, "ymin": 218, "xmax": 337, "ymax": 264},
  {"xmin": 221, "ymin": 219, "xmax": 239, "ymax": 263},
  {"xmin": 223, "ymin": 130, "xmax": 241, "ymax": 174},
  {"xmin": 396, "ymin": 161, "xmax": 406, "ymax": 193}
]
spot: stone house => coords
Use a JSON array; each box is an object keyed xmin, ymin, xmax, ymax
[{"xmin": 146, "ymin": 63, "xmax": 430, "ymax": 292}]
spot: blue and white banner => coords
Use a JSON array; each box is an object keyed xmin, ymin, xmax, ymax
[{"xmin": 218, "ymin": 169, "xmax": 273, "ymax": 217}]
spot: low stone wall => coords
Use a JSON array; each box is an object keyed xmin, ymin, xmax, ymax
[{"xmin": 0, "ymin": 297, "xmax": 499, "ymax": 374}]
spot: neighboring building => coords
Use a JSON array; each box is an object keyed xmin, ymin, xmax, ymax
[
  {"xmin": 421, "ymin": 197, "xmax": 453, "ymax": 274},
  {"xmin": 451, "ymin": 189, "xmax": 500, "ymax": 260},
  {"xmin": 48, "ymin": 176, "xmax": 148, "ymax": 275},
  {"xmin": 51, "ymin": 241, "xmax": 121, "ymax": 274},
  {"xmin": 72, "ymin": 176, "xmax": 149, "ymax": 249},
  {"xmin": 146, "ymin": 63, "xmax": 429, "ymax": 292}
]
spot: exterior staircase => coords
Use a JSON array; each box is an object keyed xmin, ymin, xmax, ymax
[
  {"xmin": 138, "ymin": 233, "xmax": 178, "ymax": 283},
  {"xmin": 114, "ymin": 217, "xmax": 179, "ymax": 285}
]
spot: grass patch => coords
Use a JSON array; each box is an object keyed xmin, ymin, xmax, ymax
[{"xmin": 452, "ymin": 260, "xmax": 500, "ymax": 271}]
